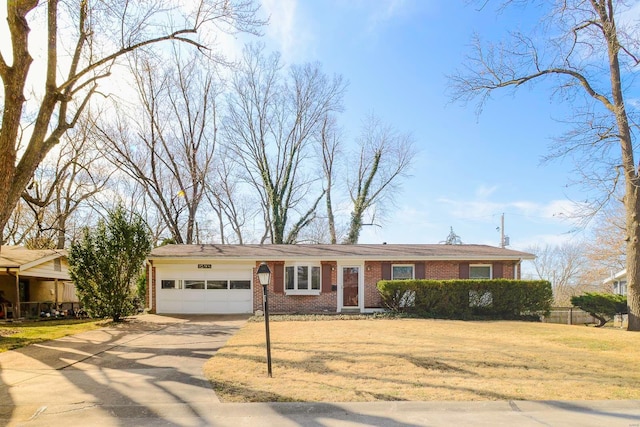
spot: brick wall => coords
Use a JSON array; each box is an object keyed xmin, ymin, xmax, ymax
[
  {"xmin": 253, "ymin": 261, "xmax": 338, "ymax": 313},
  {"xmin": 150, "ymin": 265, "xmax": 157, "ymax": 313},
  {"xmin": 251, "ymin": 259, "xmax": 522, "ymax": 314},
  {"xmin": 425, "ymin": 261, "xmax": 460, "ymax": 279},
  {"xmin": 364, "ymin": 261, "xmax": 383, "ymax": 308},
  {"xmin": 145, "ymin": 263, "xmax": 150, "ymax": 309}
]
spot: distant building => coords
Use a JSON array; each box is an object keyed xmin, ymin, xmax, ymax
[{"xmin": 603, "ymin": 269, "xmax": 627, "ymax": 296}]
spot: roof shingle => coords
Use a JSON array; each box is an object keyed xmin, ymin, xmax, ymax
[{"xmin": 148, "ymin": 244, "xmax": 534, "ymax": 261}]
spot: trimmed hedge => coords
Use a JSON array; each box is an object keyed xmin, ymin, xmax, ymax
[{"xmin": 377, "ymin": 279, "xmax": 553, "ymax": 320}]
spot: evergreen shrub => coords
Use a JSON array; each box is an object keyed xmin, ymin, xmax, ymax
[{"xmin": 377, "ymin": 279, "xmax": 553, "ymax": 320}]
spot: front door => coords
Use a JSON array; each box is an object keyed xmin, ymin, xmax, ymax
[{"xmin": 342, "ymin": 266, "xmax": 359, "ymax": 307}]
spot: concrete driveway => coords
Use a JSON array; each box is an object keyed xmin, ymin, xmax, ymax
[{"xmin": 0, "ymin": 314, "xmax": 247, "ymax": 426}]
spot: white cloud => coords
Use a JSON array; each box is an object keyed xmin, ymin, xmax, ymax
[
  {"xmin": 437, "ymin": 195, "xmax": 585, "ymax": 225},
  {"xmin": 475, "ymin": 184, "xmax": 499, "ymax": 199},
  {"xmin": 260, "ymin": 0, "xmax": 311, "ymax": 62},
  {"xmin": 365, "ymin": 0, "xmax": 408, "ymax": 33}
]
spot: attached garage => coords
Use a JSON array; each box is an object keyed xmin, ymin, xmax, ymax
[
  {"xmin": 147, "ymin": 244, "xmax": 534, "ymax": 315},
  {"xmin": 152, "ymin": 261, "xmax": 254, "ymax": 314}
]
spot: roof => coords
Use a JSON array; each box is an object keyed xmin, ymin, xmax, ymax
[
  {"xmin": 603, "ymin": 268, "xmax": 626, "ymax": 285},
  {"xmin": 0, "ymin": 246, "xmax": 67, "ymax": 270},
  {"xmin": 148, "ymin": 244, "xmax": 535, "ymax": 261}
]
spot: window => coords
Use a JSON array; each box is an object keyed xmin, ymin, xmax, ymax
[
  {"xmin": 207, "ymin": 280, "xmax": 227, "ymax": 290},
  {"xmin": 230, "ymin": 280, "xmax": 251, "ymax": 290},
  {"xmin": 469, "ymin": 265, "xmax": 492, "ymax": 279},
  {"xmin": 285, "ymin": 264, "xmax": 321, "ymax": 293},
  {"xmin": 161, "ymin": 280, "xmax": 181, "ymax": 289},
  {"xmin": 392, "ymin": 264, "xmax": 414, "ymax": 280},
  {"xmin": 614, "ymin": 280, "xmax": 627, "ymax": 296},
  {"xmin": 184, "ymin": 280, "xmax": 205, "ymax": 289}
]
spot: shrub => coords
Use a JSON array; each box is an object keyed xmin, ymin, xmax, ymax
[
  {"xmin": 69, "ymin": 206, "xmax": 152, "ymax": 322},
  {"xmin": 377, "ymin": 279, "xmax": 553, "ymax": 320},
  {"xmin": 571, "ymin": 292, "xmax": 628, "ymax": 327}
]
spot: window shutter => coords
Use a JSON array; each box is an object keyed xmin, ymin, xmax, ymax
[
  {"xmin": 493, "ymin": 263, "xmax": 503, "ymax": 279},
  {"xmin": 459, "ymin": 262, "xmax": 470, "ymax": 279},
  {"xmin": 273, "ymin": 263, "xmax": 284, "ymax": 294},
  {"xmin": 322, "ymin": 263, "xmax": 333, "ymax": 292},
  {"xmin": 415, "ymin": 262, "xmax": 425, "ymax": 279},
  {"xmin": 382, "ymin": 262, "xmax": 391, "ymax": 280}
]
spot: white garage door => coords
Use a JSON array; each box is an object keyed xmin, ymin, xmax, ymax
[{"xmin": 156, "ymin": 268, "xmax": 253, "ymax": 314}]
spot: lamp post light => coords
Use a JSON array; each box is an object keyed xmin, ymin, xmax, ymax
[{"xmin": 257, "ymin": 262, "xmax": 272, "ymax": 377}]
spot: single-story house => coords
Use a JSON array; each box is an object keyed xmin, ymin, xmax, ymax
[
  {"xmin": 0, "ymin": 246, "xmax": 78, "ymax": 319},
  {"xmin": 603, "ymin": 269, "xmax": 627, "ymax": 296},
  {"xmin": 146, "ymin": 244, "xmax": 535, "ymax": 315}
]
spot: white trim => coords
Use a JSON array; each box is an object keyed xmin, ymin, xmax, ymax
[
  {"xmin": 470, "ymin": 264, "xmax": 492, "ymax": 279},
  {"xmin": 603, "ymin": 268, "xmax": 626, "ymax": 285},
  {"xmin": 392, "ymin": 264, "xmax": 415, "ymax": 280},
  {"xmin": 284, "ymin": 263, "xmax": 322, "ymax": 294}
]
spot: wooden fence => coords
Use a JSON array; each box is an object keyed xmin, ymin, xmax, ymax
[{"xmin": 542, "ymin": 307, "xmax": 596, "ymax": 325}]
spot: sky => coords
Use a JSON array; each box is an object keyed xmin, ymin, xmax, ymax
[
  {"xmin": 0, "ymin": 1, "xmax": 624, "ymax": 267},
  {"xmin": 243, "ymin": 0, "xmax": 593, "ymax": 254}
]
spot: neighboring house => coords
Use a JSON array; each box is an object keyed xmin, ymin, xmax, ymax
[
  {"xmin": 603, "ymin": 269, "xmax": 627, "ymax": 296},
  {"xmin": 0, "ymin": 246, "xmax": 78, "ymax": 319},
  {"xmin": 146, "ymin": 244, "xmax": 535, "ymax": 315}
]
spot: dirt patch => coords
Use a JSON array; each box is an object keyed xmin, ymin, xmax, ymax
[{"xmin": 0, "ymin": 329, "xmax": 18, "ymax": 337}]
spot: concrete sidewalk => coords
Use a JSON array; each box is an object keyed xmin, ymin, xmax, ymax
[
  {"xmin": 5, "ymin": 399, "xmax": 640, "ymax": 426},
  {"xmin": 1, "ymin": 314, "xmax": 639, "ymax": 426}
]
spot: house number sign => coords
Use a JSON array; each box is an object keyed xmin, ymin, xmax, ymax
[{"xmin": 198, "ymin": 264, "xmax": 212, "ymax": 269}]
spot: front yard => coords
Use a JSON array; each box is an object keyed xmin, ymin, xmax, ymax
[
  {"xmin": 204, "ymin": 317, "xmax": 640, "ymax": 402},
  {"xmin": 0, "ymin": 319, "xmax": 105, "ymax": 352}
]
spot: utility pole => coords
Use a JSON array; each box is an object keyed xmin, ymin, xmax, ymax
[{"xmin": 500, "ymin": 213, "xmax": 505, "ymax": 248}]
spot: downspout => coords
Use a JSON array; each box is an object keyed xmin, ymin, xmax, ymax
[{"xmin": 516, "ymin": 259, "xmax": 521, "ymax": 280}]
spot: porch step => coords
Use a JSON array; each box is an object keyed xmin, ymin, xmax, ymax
[{"xmin": 341, "ymin": 308, "xmax": 361, "ymax": 314}]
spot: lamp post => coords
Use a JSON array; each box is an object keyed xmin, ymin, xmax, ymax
[{"xmin": 257, "ymin": 262, "xmax": 272, "ymax": 377}]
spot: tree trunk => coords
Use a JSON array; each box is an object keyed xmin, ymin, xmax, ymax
[
  {"xmin": 326, "ymin": 186, "xmax": 337, "ymax": 244},
  {"xmin": 625, "ymin": 184, "xmax": 640, "ymax": 330}
]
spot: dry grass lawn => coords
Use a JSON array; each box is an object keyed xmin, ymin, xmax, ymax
[{"xmin": 204, "ymin": 317, "xmax": 640, "ymax": 402}]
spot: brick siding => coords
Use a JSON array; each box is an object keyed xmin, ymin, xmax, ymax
[{"xmin": 253, "ymin": 261, "xmax": 338, "ymax": 314}]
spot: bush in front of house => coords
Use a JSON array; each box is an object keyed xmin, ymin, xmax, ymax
[
  {"xmin": 377, "ymin": 279, "xmax": 553, "ymax": 320},
  {"xmin": 570, "ymin": 292, "xmax": 628, "ymax": 327},
  {"xmin": 69, "ymin": 206, "xmax": 152, "ymax": 322}
]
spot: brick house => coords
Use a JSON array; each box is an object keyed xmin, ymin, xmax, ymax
[{"xmin": 146, "ymin": 244, "xmax": 534, "ymax": 315}]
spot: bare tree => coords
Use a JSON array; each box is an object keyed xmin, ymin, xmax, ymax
[
  {"xmin": 5, "ymin": 118, "xmax": 110, "ymax": 249},
  {"xmin": 2, "ymin": 202, "xmax": 33, "ymax": 246},
  {"xmin": 204, "ymin": 147, "xmax": 256, "ymax": 244},
  {"xmin": 583, "ymin": 198, "xmax": 627, "ymax": 286},
  {"xmin": 527, "ymin": 242, "xmax": 593, "ymax": 306},
  {"xmin": 0, "ymin": 0, "xmax": 263, "ymax": 245},
  {"xmin": 450, "ymin": 0, "xmax": 640, "ymax": 330},
  {"xmin": 317, "ymin": 115, "xmax": 342, "ymax": 244},
  {"xmin": 223, "ymin": 44, "xmax": 346, "ymax": 243},
  {"xmin": 97, "ymin": 51, "xmax": 219, "ymax": 244},
  {"xmin": 344, "ymin": 114, "xmax": 416, "ymax": 244}
]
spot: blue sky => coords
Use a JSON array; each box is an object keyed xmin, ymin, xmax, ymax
[
  {"xmin": 0, "ymin": 1, "xmax": 602, "ymax": 256},
  {"xmin": 250, "ymin": 0, "xmax": 590, "ymax": 251}
]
